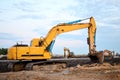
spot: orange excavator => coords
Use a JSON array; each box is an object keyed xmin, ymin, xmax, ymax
[{"xmin": 0, "ymin": 17, "xmax": 104, "ymax": 71}]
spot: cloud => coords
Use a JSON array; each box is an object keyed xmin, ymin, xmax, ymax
[
  {"xmin": 0, "ymin": 32, "xmax": 20, "ymax": 48},
  {"xmin": 0, "ymin": 11, "xmax": 2, "ymax": 13},
  {"xmin": 0, "ymin": 32, "xmax": 19, "ymax": 40},
  {"xmin": 53, "ymin": 38, "xmax": 88, "ymax": 54},
  {"xmin": 15, "ymin": 14, "xmax": 45, "ymax": 20},
  {"xmin": 0, "ymin": 39, "xmax": 15, "ymax": 48},
  {"xmin": 54, "ymin": 38, "xmax": 86, "ymax": 47},
  {"xmin": 12, "ymin": 0, "xmax": 79, "ymax": 21},
  {"xmin": 13, "ymin": 1, "xmax": 36, "ymax": 12},
  {"xmin": 96, "ymin": 16, "xmax": 120, "ymax": 32},
  {"xmin": 0, "ymin": 19, "xmax": 41, "ymax": 42}
]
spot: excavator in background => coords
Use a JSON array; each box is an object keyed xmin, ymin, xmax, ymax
[
  {"xmin": 0, "ymin": 17, "xmax": 104, "ymax": 71},
  {"xmin": 64, "ymin": 47, "xmax": 74, "ymax": 58}
]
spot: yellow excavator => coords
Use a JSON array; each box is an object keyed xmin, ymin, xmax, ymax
[
  {"xmin": 7, "ymin": 17, "xmax": 97, "ymax": 60},
  {"xmin": 1, "ymin": 17, "xmax": 104, "ymax": 71},
  {"xmin": 64, "ymin": 47, "xmax": 74, "ymax": 58}
]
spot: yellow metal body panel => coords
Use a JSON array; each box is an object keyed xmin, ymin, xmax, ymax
[
  {"xmin": 88, "ymin": 17, "xmax": 96, "ymax": 54},
  {"xmin": 7, "ymin": 46, "xmax": 51, "ymax": 60}
]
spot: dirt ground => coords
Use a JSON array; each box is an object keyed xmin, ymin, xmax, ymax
[{"xmin": 0, "ymin": 62, "xmax": 120, "ymax": 80}]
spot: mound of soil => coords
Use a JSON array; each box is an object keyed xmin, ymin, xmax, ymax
[{"xmin": 0, "ymin": 62, "xmax": 120, "ymax": 80}]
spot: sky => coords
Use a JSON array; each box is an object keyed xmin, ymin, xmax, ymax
[{"xmin": 0, "ymin": 0, "xmax": 120, "ymax": 55}]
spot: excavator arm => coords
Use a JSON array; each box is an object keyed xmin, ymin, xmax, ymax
[
  {"xmin": 43, "ymin": 17, "xmax": 96, "ymax": 53},
  {"xmin": 88, "ymin": 17, "xmax": 96, "ymax": 54},
  {"xmin": 43, "ymin": 17, "xmax": 102, "ymax": 63}
]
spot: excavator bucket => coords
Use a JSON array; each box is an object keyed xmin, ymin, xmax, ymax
[{"xmin": 89, "ymin": 51, "xmax": 104, "ymax": 64}]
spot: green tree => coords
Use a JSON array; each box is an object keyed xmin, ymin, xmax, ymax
[{"xmin": 0, "ymin": 48, "xmax": 8, "ymax": 55}]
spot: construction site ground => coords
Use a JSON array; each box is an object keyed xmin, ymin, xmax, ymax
[{"xmin": 0, "ymin": 60, "xmax": 120, "ymax": 80}]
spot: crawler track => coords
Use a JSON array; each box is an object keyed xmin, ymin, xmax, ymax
[
  {"xmin": 25, "ymin": 58, "xmax": 90, "ymax": 70},
  {"xmin": 0, "ymin": 57, "xmax": 120, "ymax": 72}
]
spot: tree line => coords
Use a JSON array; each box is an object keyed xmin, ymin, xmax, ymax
[{"xmin": 0, "ymin": 48, "xmax": 8, "ymax": 55}]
